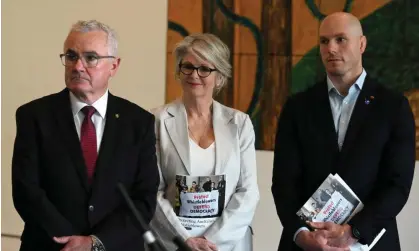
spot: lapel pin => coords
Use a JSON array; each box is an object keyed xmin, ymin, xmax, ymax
[
  {"xmin": 365, "ymin": 95, "xmax": 375, "ymax": 105},
  {"xmin": 115, "ymin": 113, "xmax": 119, "ymax": 118}
]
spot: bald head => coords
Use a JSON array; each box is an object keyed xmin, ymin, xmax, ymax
[
  {"xmin": 320, "ymin": 12, "xmax": 363, "ymax": 37},
  {"xmin": 318, "ymin": 12, "xmax": 367, "ymax": 83}
]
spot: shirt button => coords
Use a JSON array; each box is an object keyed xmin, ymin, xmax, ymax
[{"xmin": 89, "ymin": 205, "xmax": 94, "ymax": 212}]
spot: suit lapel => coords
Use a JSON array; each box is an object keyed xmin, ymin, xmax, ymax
[
  {"xmin": 91, "ymin": 93, "xmax": 119, "ymax": 191},
  {"xmin": 212, "ymin": 101, "xmax": 235, "ymax": 175},
  {"xmin": 340, "ymin": 77, "xmax": 377, "ymax": 156},
  {"xmin": 53, "ymin": 89, "xmax": 89, "ymax": 192},
  {"xmin": 312, "ymin": 81, "xmax": 340, "ymax": 155},
  {"xmin": 165, "ymin": 100, "xmax": 191, "ymax": 174}
]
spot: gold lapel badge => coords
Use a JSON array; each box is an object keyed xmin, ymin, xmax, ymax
[{"xmin": 115, "ymin": 113, "xmax": 120, "ymax": 119}]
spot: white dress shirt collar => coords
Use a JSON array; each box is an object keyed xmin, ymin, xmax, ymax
[
  {"xmin": 69, "ymin": 90, "xmax": 109, "ymax": 118},
  {"xmin": 327, "ymin": 68, "xmax": 367, "ymax": 94}
]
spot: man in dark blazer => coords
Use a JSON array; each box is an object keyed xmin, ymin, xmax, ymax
[
  {"xmin": 272, "ymin": 12, "xmax": 415, "ymax": 251},
  {"xmin": 12, "ymin": 20, "xmax": 159, "ymax": 251},
  {"xmin": 202, "ymin": 177, "xmax": 212, "ymax": 192}
]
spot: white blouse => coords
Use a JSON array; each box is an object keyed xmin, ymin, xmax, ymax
[{"xmin": 189, "ymin": 138, "xmax": 216, "ymax": 176}]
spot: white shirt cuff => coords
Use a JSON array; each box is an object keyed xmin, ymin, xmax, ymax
[{"xmin": 293, "ymin": 227, "xmax": 310, "ymax": 242}]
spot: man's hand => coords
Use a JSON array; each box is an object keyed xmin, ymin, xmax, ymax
[
  {"xmin": 308, "ymin": 222, "xmax": 358, "ymax": 248},
  {"xmin": 295, "ymin": 230, "xmax": 350, "ymax": 251},
  {"xmin": 185, "ymin": 237, "xmax": 218, "ymax": 251},
  {"xmin": 53, "ymin": 236, "xmax": 92, "ymax": 251}
]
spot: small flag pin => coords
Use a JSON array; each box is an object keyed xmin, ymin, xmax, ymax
[{"xmin": 115, "ymin": 114, "xmax": 120, "ymax": 118}]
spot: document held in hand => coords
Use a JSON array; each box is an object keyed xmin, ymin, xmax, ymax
[{"xmin": 296, "ymin": 173, "xmax": 385, "ymax": 251}]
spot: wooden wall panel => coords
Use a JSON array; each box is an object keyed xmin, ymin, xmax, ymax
[
  {"xmin": 259, "ymin": 0, "xmax": 291, "ymax": 150},
  {"xmin": 351, "ymin": 0, "xmax": 392, "ymax": 18},
  {"xmin": 234, "ymin": 55, "xmax": 258, "ymax": 112},
  {"xmin": 166, "ymin": 0, "xmax": 203, "ymax": 103},
  {"xmin": 203, "ymin": 0, "xmax": 236, "ymax": 108},
  {"xmin": 292, "ymin": 0, "xmax": 320, "ymax": 64},
  {"xmin": 259, "ymin": 56, "xmax": 290, "ymax": 149},
  {"xmin": 233, "ymin": 0, "xmax": 262, "ymax": 112},
  {"xmin": 234, "ymin": 0, "xmax": 261, "ymax": 54},
  {"xmin": 166, "ymin": 0, "xmax": 399, "ymax": 151}
]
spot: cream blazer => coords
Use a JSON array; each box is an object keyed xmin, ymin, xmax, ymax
[{"xmin": 149, "ymin": 99, "xmax": 260, "ymax": 251}]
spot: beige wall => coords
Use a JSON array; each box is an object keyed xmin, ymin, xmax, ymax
[{"xmin": 2, "ymin": 1, "xmax": 419, "ymax": 251}]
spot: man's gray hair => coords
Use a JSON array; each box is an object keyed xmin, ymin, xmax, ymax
[{"xmin": 69, "ymin": 20, "xmax": 118, "ymax": 56}]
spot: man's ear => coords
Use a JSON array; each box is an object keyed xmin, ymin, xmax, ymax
[
  {"xmin": 360, "ymin": 36, "xmax": 367, "ymax": 54},
  {"xmin": 110, "ymin": 57, "xmax": 121, "ymax": 77}
]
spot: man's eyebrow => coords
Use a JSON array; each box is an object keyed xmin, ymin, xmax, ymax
[
  {"xmin": 83, "ymin": 51, "xmax": 99, "ymax": 55},
  {"xmin": 65, "ymin": 49, "xmax": 77, "ymax": 54},
  {"xmin": 333, "ymin": 33, "xmax": 348, "ymax": 37},
  {"xmin": 65, "ymin": 50, "xmax": 99, "ymax": 55}
]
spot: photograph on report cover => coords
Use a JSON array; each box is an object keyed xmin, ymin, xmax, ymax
[
  {"xmin": 174, "ymin": 174, "xmax": 226, "ymax": 236},
  {"xmin": 297, "ymin": 174, "xmax": 362, "ymax": 224}
]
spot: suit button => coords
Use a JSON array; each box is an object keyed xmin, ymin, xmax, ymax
[{"xmin": 89, "ymin": 205, "xmax": 94, "ymax": 212}]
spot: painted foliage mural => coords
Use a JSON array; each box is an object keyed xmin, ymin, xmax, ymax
[{"xmin": 166, "ymin": 0, "xmax": 419, "ymax": 157}]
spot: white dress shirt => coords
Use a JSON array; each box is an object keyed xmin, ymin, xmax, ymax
[
  {"xmin": 327, "ymin": 69, "xmax": 367, "ymax": 150},
  {"xmin": 69, "ymin": 90, "xmax": 108, "ymax": 152}
]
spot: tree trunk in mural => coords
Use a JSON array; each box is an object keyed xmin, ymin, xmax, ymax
[
  {"xmin": 202, "ymin": 0, "xmax": 235, "ymax": 107},
  {"xmin": 260, "ymin": 0, "xmax": 292, "ymax": 150}
]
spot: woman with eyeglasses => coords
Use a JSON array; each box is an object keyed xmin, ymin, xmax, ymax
[{"xmin": 149, "ymin": 33, "xmax": 260, "ymax": 251}]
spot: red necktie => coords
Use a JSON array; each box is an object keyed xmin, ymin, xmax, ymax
[{"xmin": 80, "ymin": 106, "xmax": 97, "ymax": 183}]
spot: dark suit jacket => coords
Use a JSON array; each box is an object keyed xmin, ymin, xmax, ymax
[
  {"xmin": 272, "ymin": 77, "xmax": 416, "ymax": 251},
  {"xmin": 12, "ymin": 89, "xmax": 160, "ymax": 251}
]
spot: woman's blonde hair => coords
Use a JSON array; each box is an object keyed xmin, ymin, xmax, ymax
[{"xmin": 173, "ymin": 33, "xmax": 232, "ymax": 94}]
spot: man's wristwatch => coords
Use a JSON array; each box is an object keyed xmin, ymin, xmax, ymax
[
  {"xmin": 91, "ymin": 235, "xmax": 106, "ymax": 251},
  {"xmin": 348, "ymin": 224, "xmax": 361, "ymax": 240}
]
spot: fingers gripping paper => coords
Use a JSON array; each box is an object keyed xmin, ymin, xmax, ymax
[{"xmin": 297, "ymin": 174, "xmax": 385, "ymax": 251}]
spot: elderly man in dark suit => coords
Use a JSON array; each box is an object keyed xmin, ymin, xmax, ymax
[
  {"xmin": 12, "ymin": 20, "xmax": 159, "ymax": 251},
  {"xmin": 272, "ymin": 12, "xmax": 415, "ymax": 251}
]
